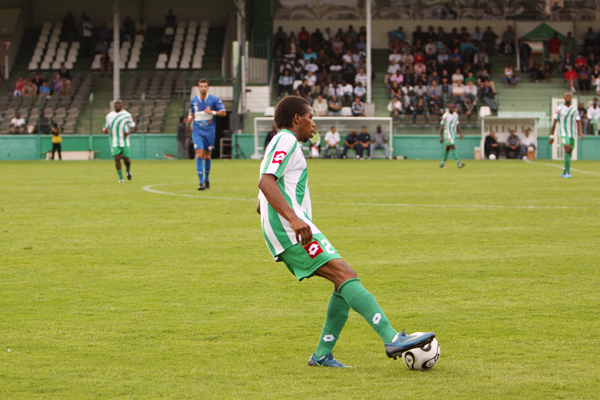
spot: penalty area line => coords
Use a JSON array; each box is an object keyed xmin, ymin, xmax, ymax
[{"xmin": 142, "ymin": 182, "xmax": 592, "ymax": 210}]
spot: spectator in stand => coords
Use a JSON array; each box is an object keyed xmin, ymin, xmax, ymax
[
  {"xmin": 164, "ymin": 9, "xmax": 177, "ymax": 28},
  {"xmin": 81, "ymin": 16, "xmax": 93, "ymax": 57},
  {"xmin": 313, "ymin": 95, "xmax": 328, "ymax": 117},
  {"xmin": 429, "ymin": 95, "xmax": 442, "ymax": 122},
  {"xmin": 158, "ymin": 36, "xmax": 171, "ymax": 55},
  {"xmin": 370, "ymin": 125, "xmax": 389, "ymax": 159},
  {"xmin": 354, "ymin": 81, "xmax": 366, "ymax": 101},
  {"xmin": 575, "ymin": 53, "xmax": 588, "ymax": 70},
  {"xmin": 355, "ymin": 68, "xmax": 367, "ymax": 87},
  {"xmin": 464, "ymin": 97, "xmax": 476, "ymax": 123},
  {"xmin": 389, "ymin": 69, "xmax": 403, "ymax": 98},
  {"xmin": 388, "ymin": 26, "xmax": 406, "ymax": 44},
  {"xmin": 437, "ymin": 48, "xmax": 449, "ymax": 69},
  {"xmin": 59, "ymin": 63, "xmax": 71, "ymax": 80},
  {"xmin": 39, "ymin": 81, "xmax": 51, "ymax": 99},
  {"xmin": 506, "ymin": 129, "xmax": 521, "ymax": 159},
  {"xmin": 391, "ymin": 96, "xmax": 403, "ymax": 117},
  {"xmin": 578, "ymin": 66, "xmax": 591, "ymax": 95},
  {"xmin": 471, "ymin": 26, "xmax": 483, "ymax": 44},
  {"xmin": 482, "ymin": 26, "xmax": 498, "ymax": 55},
  {"xmin": 428, "ymin": 80, "xmax": 442, "ymax": 100},
  {"xmin": 412, "ymin": 97, "xmax": 428, "ymax": 124},
  {"xmin": 452, "ymin": 80, "xmax": 466, "ymax": 105},
  {"xmin": 562, "ymin": 32, "xmax": 578, "ymax": 61},
  {"xmin": 33, "ymin": 111, "xmax": 51, "ymax": 134},
  {"xmin": 448, "ymin": 48, "xmax": 463, "ymax": 66},
  {"xmin": 503, "ymin": 64, "xmax": 516, "ymax": 88},
  {"xmin": 587, "ymin": 53, "xmax": 597, "ymax": 69},
  {"xmin": 264, "ymin": 124, "xmax": 277, "ymax": 149},
  {"xmin": 413, "ymin": 81, "xmax": 427, "ymax": 104},
  {"xmin": 352, "ymin": 97, "xmax": 365, "ymax": 117},
  {"xmin": 440, "ymin": 78, "xmax": 452, "ymax": 103},
  {"xmin": 500, "ymin": 25, "xmax": 515, "ymax": 55},
  {"xmin": 519, "ymin": 38, "xmax": 532, "ymax": 73},
  {"xmin": 357, "ymin": 126, "xmax": 371, "ymax": 158},
  {"xmin": 277, "ymin": 69, "xmax": 294, "ymax": 99},
  {"xmin": 98, "ymin": 22, "xmax": 111, "ymax": 42},
  {"xmin": 543, "ymin": 63, "xmax": 553, "ymax": 83},
  {"xmin": 484, "ymin": 130, "xmax": 499, "ymax": 159},
  {"xmin": 328, "ymin": 94, "xmax": 342, "ymax": 116},
  {"xmin": 62, "ymin": 11, "xmax": 76, "ymax": 41},
  {"xmin": 386, "ymin": 59, "xmax": 401, "ymax": 85},
  {"xmin": 529, "ymin": 63, "xmax": 544, "ymax": 82},
  {"xmin": 31, "ymin": 73, "xmax": 44, "ymax": 94},
  {"xmin": 465, "ymin": 80, "xmax": 478, "ymax": 102},
  {"xmin": 100, "ymin": 51, "xmax": 112, "ymax": 77},
  {"xmin": 342, "ymin": 130, "xmax": 360, "ymax": 159},
  {"xmin": 9, "ymin": 112, "xmax": 25, "ymax": 134},
  {"xmin": 565, "ymin": 65, "xmax": 577, "ymax": 93},
  {"xmin": 520, "ymin": 128, "xmax": 535, "ymax": 159},
  {"xmin": 584, "ymin": 27, "xmax": 596, "ymax": 54},
  {"xmin": 305, "ymin": 70, "xmax": 317, "ymax": 90},
  {"xmin": 123, "ymin": 15, "xmax": 135, "ymax": 43},
  {"xmin": 61, "ymin": 79, "xmax": 74, "ymax": 99},
  {"xmin": 177, "ymin": 116, "xmax": 188, "ymax": 159},
  {"xmin": 52, "ymin": 74, "xmax": 62, "ymax": 94},
  {"xmin": 303, "ymin": 47, "xmax": 317, "ymax": 64},
  {"xmin": 587, "ymin": 97, "xmax": 600, "ymax": 135},
  {"xmin": 298, "ymin": 27, "xmax": 310, "ymax": 51},
  {"xmin": 304, "ymin": 59, "xmax": 319, "ymax": 74},
  {"xmin": 22, "ymin": 80, "xmax": 37, "ymax": 101},
  {"xmin": 474, "ymin": 48, "xmax": 492, "ymax": 73},
  {"xmin": 562, "ymin": 52, "xmax": 574, "ymax": 73},
  {"xmin": 389, "ymin": 48, "xmax": 402, "ymax": 64},
  {"xmin": 94, "ymin": 39, "xmax": 108, "ymax": 56},
  {"xmin": 273, "ymin": 27, "xmax": 287, "ymax": 53},
  {"xmin": 13, "ymin": 75, "xmax": 25, "ymax": 96},
  {"xmin": 548, "ymin": 32, "xmax": 561, "ymax": 72},
  {"xmin": 451, "ymin": 68, "xmax": 464, "ymax": 85},
  {"xmin": 390, "ymin": 80, "xmax": 402, "ymax": 102},
  {"xmin": 136, "ymin": 18, "xmax": 148, "ymax": 39},
  {"xmin": 477, "ymin": 69, "xmax": 496, "ymax": 92},
  {"xmin": 296, "ymin": 79, "xmax": 312, "ymax": 105},
  {"xmin": 481, "ymin": 80, "xmax": 497, "ymax": 111},
  {"xmin": 322, "ymin": 126, "xmax": 340, "ymax": 158}
]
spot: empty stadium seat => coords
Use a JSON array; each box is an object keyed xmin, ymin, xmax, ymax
[
  {"xmin": 164, "ymin": 27, "xmax": 174, "ymax": 36},
  {"xmin": 28, "ymin": 61, "xmax": 38, "ymax": 70}
]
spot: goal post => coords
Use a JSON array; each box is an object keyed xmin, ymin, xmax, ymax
[{"xmin": 252, "ymin": 117, "xmax": 394, "ymax": 159}]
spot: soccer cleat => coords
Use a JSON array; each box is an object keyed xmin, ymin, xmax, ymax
[
  {"xmin": 127, "ymin": 171, "xmax": 132, "ymax": 180},
  {"xmin": 197, "ymin": 183, "xmax": 205, "ymax": 190},
  {"xmin": 561, "ymin": 172, "xmax": 568, "ymax": 178},
  {"xmin": 458, "ymin": 163, "xmax": 466, "ymax": 168},
  {"xmin": 566, "ymin": 172, "xmax": 572, "ymax": 178},
  {"xmin": 205, "ymin": 181, "xmax": 210, "ymax": 189},
  {"xmin": 385, "ymin": 330, "xmax": 436, "ymax": 360},
  {"xmin": 308, "ymin": 353, "xmax": 352, "ymax": 368},
  {"xmin": 439, "ymin": 164, "xmax": 446, "ymax": 169},
  {"xmin": 118, "ymin": 179, "xmax": 125, "ymax": 183}
]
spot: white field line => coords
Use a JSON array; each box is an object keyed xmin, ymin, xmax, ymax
[
  {"xmin": 143, "ymin": 182, "xmax": 593, "ymax": 210},
  {"xmin": 524, "ymin": 159, "xmax": 600, "ymax": 175}
]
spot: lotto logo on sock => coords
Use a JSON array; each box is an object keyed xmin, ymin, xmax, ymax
[
  {"xmin": 272, "ymin": 151, "xmax": 287, "ymax": 164},
  {"xmin": 323, "ymin": 335, "xmax": 335, "ymax": 342},
  {"xmin": 304, "ymin": 241, "xmax": 323, "ymax": 259}
]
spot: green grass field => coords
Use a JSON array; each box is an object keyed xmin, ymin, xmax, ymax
[{"xmin": 2, "ymin": 159, "xmax": 600, "ymax": 399}]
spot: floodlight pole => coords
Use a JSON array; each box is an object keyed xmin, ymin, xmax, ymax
[
  {"xmin": 113, "ymin": 0, "xmax": 120, "ymax": 100},
  {"xmin": 366, "ymin": 0, "xmax": 372, "ymax": 104}
]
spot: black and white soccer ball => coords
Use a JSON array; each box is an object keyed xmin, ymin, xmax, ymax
[{"xmin": 402, "ymin": 333, "xmax": 440, "ymax": 370}]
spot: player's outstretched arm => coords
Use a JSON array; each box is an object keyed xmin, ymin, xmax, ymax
[
  {"xmin": 549, "ymin": 119, "xmax": 557, "ymax": 144},
  {"xmin": 259, "ymin": 174, "xmax": 312, "ymax": 246}
]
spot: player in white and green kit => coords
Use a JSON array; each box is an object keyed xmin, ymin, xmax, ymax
[
  {"xmin": 103, "ymin": 99, "xmax": 136, "ymax": 182},
  {"xmin": 549, "ymin": 92, "xmax": 583, "ymax": 178},
  {"xmin": 439, "ymin": 103, "xmax": 465, "ymax": 169},
  {"xmin": 257, "ymin": 96, "xmax": 435, "ymax": 368}
]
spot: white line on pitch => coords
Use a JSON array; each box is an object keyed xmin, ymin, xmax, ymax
[
  {"xmin": 524, "ymin": 159, "xmax": 600, "ymax": 175},
  {"xmin": 143, "ymin": 183, "xmax": 593, "ymax": 210}
]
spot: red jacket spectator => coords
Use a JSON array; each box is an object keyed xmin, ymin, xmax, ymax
[
  {"xmin": 548, "ymin": 36, "xmax": 561, "ymax": 55},
  {"xmin": 575, "ymin": 55, "xmax": 587, "ymax": 69},
  {"xmin": 565, "ymin": 69, "xmax": 578, "ymax": 81}
]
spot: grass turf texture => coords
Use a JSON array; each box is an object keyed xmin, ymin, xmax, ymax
[{"xmin": 1, "ymin": 159, "xmax": 599, "ymax": 399}]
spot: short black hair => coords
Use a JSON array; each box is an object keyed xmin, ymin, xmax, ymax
[
  {"xmin": 274, "ymin": 96, "xmax": 310, "ymax": 130},
  {"xmin": 198, "ymin": 78, "xmax": 209, "ymax": 85}
]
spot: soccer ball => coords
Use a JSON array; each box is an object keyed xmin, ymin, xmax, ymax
[
  {"xmin": 402, "ymin": 334, "xmax": 440, "ymax": 370},
  {"xmin": 489, "ymin": 154, "xmax": 497, "ymax": 160}
]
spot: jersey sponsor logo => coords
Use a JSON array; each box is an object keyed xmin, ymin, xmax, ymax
[
  {"xmin": 372, "ymin": 313, "xmax": 382, "ymax": 325},
  {"xmin": 272, "ymin": 151, "xmax": 287, "ymax": 164},
  {"xmin": 304, "ymin": 240, "xmax": 323, "ymax": 259}
]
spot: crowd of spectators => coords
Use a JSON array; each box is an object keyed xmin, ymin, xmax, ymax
[
  {"xmin": 383, "ymin": 24, "xmax": 506, "ymax": 123},
  {"xmin": 12, "ymin": 66, "xmax": 74, "ymax": 101},
  {"xmin": 273, "ymin": 25, "xmax": 371, "ymax": 116}
]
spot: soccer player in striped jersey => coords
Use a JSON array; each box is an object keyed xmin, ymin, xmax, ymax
[
  {"xmin": 549, "ymin": 92, "xmax": 583, "ymax": 178},
  {"xmin": 257, "ymin": 96, "xmax": 435, "ymax": 368},
  {"xmin": 103, "ymin": 99, "xmax": 135, "ymax": 183},
  {"xmin": 439, "ymin": 103, "xmax": 465, "ymax": 169},
  {"xmin": 187, "ymin": 79, "xmax": 226, "ymax": 190}
]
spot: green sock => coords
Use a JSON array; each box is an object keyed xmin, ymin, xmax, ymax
[
  {"xmin": 442, "ymin": 150, "xmax": 448, "ymax": 164},
  {"xmin": 314, "ymin": 291, "xmax": 350, "ymax": 359},
  {"xmin": 564, "ymin": 152, "xmax": 571, "ymax": 172},
  {"xmin": 451, "ymin": 149, "xmax": 460, "ymax": 164},
  {"xmin": 126, "ymin": 164, "xmax": 131, "ymax": 173},
  {"xmin": 338, "ymin": 278, "xmax": 397, "ymax": 343},
  {"xmin": 117, "ymin": 169, "xmax": 124, "ymax": 179}
]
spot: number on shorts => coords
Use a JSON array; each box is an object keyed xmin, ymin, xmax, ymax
[{"xmin": 320, "ymin": 239, "xmax": 335, "ymax": 254}]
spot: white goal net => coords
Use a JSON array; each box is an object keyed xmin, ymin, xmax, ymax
[{"xmin": 252, "ymin": 117, "xmax": 394, "ymax": 159}]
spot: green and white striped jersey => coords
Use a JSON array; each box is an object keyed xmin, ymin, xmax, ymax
[
  {"xmin": 554, "ymin": 104, "xmax": 580, "ymax": 138},
  {"xmin": 258, "ymin": 129, "xmax": 320, "ymax": 259},
  {"xmin": 104, "ymin": 110, "xmax": 136, "ymax": 147},
  {"xmin": 440, "ymin": 111, "xmax": 459, "ymax": 140}
]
